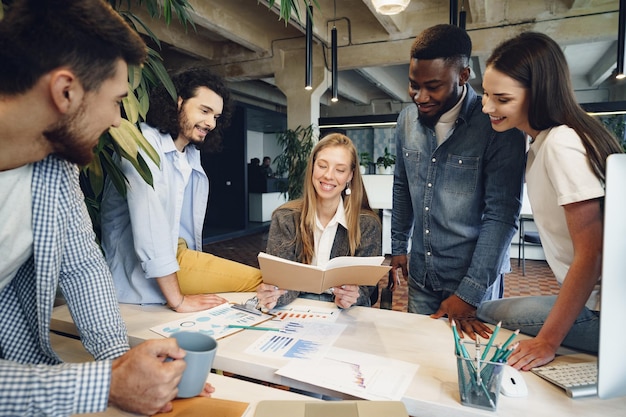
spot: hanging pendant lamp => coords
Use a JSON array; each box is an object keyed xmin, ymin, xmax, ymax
[
  {"xmin": 331, "ymin": 26, "xmax": 338, "ymax": 102},
  {"xmin": 305, "ymin": 3, "xmax": 313, "ymax": 90},
  {"xmin": 371, "ymin": 0, "xmax": 410, "ymax": 16},
  {"xmin": 617, "ymin": 0, "xmax": 626, "ymax": 79}
]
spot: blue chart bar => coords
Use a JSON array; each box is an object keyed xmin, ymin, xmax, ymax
[
  {"xmin": 260, "ymin": 335, "xmax": 294, "ymax": 352},
  {"xmin": 209, "ymin": 306, "xmax": 230, "ymax": 316},
  {"xmin": 284, "ymin": 340, "xmax": 320, "ymax": 359},
  {"xmin": 282, "ymin": 321, "xmax": 304, "ymax": 334}
]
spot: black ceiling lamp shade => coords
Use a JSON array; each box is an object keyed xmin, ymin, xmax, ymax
[
  {"xmin": 450, "ymin": 0, "xmax": 458, "ymax": 26},
  {"xmin": 305, "ymin": 3, "xmax": 313, "ymax": 90},
  {"xmin": 617, "ymin": 0, "xmax": 626, "ymax": 79},
  {"xmin": 331, "ymin": 26, "xmax": 338, "ymax": 102},
  {"xmin": 459, "ymin": 1, "xmax": 466, "ymax": 30}
]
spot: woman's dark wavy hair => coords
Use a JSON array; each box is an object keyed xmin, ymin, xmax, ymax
[
  {"xmin": 486, "ymin": 31, "xmax": 623, "ymax": 182},
  {"xmin": 145, "ymin": 67, "xmax": 232, "ymax": 152}
]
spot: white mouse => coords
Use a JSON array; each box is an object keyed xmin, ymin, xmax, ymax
[{"xmin": 500, "ymin": 365, "xmax": 528, "ymax": 397}]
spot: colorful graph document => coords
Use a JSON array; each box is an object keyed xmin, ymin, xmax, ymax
[
  {"xmin": 258, "ymin": 252, "xmax": 390, "ymax": 294},
  {"xmin": 244, "ymin": 321, "xmax": 346, "ymax": 360},
  {"xmin": 269, "ymin": 304, "xmax": 342, "ymax": 322},
  {"xmin": 275, "ymin": 347, "xmax": 419, "ymax": 401},
  {"xmin": 150, "ymin": 303, "xmax": 273, "ymax": 340}
]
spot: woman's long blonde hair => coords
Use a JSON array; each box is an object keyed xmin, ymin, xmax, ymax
[{"xmin": 281, "ymin": 133, "xmax": 377, "ymax": 264}]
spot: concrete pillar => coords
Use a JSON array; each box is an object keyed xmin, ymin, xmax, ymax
[{"xmin": 273, "ymin": 44, "xmax": 327, "ymax": 131}]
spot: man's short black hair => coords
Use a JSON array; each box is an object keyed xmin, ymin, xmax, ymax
[{"xmin": 410, "ymin": 24, "xmax": 472, "ymax": 66}]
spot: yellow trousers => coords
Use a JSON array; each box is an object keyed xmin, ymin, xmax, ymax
[{"xmin": 176, "ymin": 238, "xmax": 262, "ymax": 294}]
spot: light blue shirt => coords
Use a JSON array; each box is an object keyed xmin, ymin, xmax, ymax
[{"xmin": 101, "ymin": 123, "xmax": 209, "ymax": 304}]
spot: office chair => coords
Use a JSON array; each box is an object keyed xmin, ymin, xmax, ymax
[
  {"xmin": 518, "ymin": 214, "xmax": 541, "ymax": 276},
  {"xmin": 378, "ymin": 270, "xmax": 394, "ymax": 309}
]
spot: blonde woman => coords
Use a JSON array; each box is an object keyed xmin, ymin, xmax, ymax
[{"xmin": 256, "ymin": 133, "xmax": 382, "ymax": 309}]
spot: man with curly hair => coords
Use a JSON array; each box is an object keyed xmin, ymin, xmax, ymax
[{"xmin": 101, "ymin": 67, "xmax": 262, "ymax": 313}]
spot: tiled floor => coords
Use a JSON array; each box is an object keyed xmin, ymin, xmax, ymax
[{"xmin": 204, "ymin": 230, "xmax": 560, "ymax": 313}]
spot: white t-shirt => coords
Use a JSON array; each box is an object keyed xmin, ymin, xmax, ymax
[
  {"xmin": 526, "ymin": 125, "xmax": 604, "ymax": 310},
  {"xmin": 175, "ymin": 148, "xmax": 192, "ymax": 187},
  {"xmin": 311, "ymin": 198, "xmax": 347, "ymax": 268},
  {"xmin": 435, "ymin": 85, "xmax": 466, "ymax": 146},
  {"xmin": 0, "ymin": 164, "xmax": 34, "ymax": 292}
]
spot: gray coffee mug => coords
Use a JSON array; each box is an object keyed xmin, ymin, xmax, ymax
[{"xmin": 170, "ymin": 331, "xmax": 218, "ymax": 398}]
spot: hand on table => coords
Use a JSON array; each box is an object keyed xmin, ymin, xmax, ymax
[
  {"xmin": 431, "ymin": 294, "xmax": 493, "ymax": 340},
  {"xmin": 332, "ymin": 285, "xmax": 359, "ymax": 308},
  {"xmin": 109, "ymin": 339, "xmax": 185, "ymax": 415},
  {"xmin": 507, "ymin": 337, "xmax": 557, "ymax": 371},
  {"xmin": 256, "ymin": 283, "xmax": 287, "ymax": 310},
  {"xmin": 174, "ymin": 294, "xmax": 228, "ymax": 313}
]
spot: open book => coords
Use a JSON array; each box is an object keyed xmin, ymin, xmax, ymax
[{"xmin": 258, "ymin": 252, "xmax": 390, "ymax": 294}]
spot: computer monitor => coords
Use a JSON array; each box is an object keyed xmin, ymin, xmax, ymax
[{"xmin": 598, "ymin": 153, "xmax": 626, "ymax": 399}]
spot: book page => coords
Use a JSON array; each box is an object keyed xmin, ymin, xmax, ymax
[
  {"xmin": 258, "ymin": 252, "xmax": 390, "ymax": 293},
  {"xmin": 325, "ymin": 255, "xmax": 385, "ymax": 269}
]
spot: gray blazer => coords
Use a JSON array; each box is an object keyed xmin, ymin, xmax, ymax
[{"xmin": 266, "ymin": 206, "xmax": 382, "ymax": 307}]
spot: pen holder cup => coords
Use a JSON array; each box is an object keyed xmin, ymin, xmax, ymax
[{"xmin": 456, "ymin": 342, "xmax": 505, "ymax": 411}]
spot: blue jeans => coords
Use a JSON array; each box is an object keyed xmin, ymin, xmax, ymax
[
  {"xmin": 408, "ymin": 274, "xmax": 504, "ymax": 315},
  {"xmin": 477, "ymin": 295, "xmax": 599, "ymax": 353}
]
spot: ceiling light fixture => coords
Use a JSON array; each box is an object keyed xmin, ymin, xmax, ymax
[
  {"xmin": 331, "ymin": 26, "xmax": 338, "ymax": 102},
  {"xmin": 459, "ymin": 0, "xmax": 467, "ymax": 30},
  {"xmin": 331, "ymin": 0, "xmax": 338, "ymax": 102},
  {"xmin": 449, "ymin": 0, "xmax": 457, "ymax": 26},
  {"xmin": 305, "ymin": 3, "xmax": 313, "ymax": 90},
  {"xmin": 371, "ymin": 0, "xmax": 410, "ymax": 16},
  {"xmin": 617, "ymin": 0, "xmax": 626, "ymax": 79}
]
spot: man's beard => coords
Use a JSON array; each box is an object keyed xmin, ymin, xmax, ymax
[
  {"xmin": 178, "ymin": 107, "xmax": 207, "ymax": 148},
  {"xmin": 417, "ymin": 86, "xmax": 464, "ymax": 129},
  {"xmin": 418, "ymin": 110, "xmax": 440, "ymax": 129},
  {"xmin": 43, "ymin": 102, "xmax": 98, "ymax": 166}
]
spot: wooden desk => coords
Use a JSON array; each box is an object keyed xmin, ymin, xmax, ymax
[
  {"xmin": 50, "ymin": 333, "xmax": 316, "ymax": 417},
  {"xmin": 52, "ymin": 295, "xmax": 626, "ymax": 417}
]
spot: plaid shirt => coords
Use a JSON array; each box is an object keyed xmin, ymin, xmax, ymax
[{"xmin": 0, "ymin": 156, "xmax": 130, "ymax": 416}]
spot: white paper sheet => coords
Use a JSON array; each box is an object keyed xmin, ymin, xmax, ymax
[
  {"xmin": 268, "ymin": 304, "xmax": 341, "ymax": 322},
  {"xmin": 276, "ymin": 347, "xmax": 419, "ymax": 401},
  {"xmin": 150, "ymin": 303, "xmax": 273, "ymax": 339},
  {"xmin": 244, "ymin": 321, "xmax": 346, "ymax": 360}
]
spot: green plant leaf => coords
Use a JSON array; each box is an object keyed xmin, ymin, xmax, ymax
[
  {"xmin": 100, "ymin": 150, "xmax": 129, "ymax": 198},
  {"xmin": 117, "ymin": 146, "xmax": 154, "ymax": 187},
  {"xmin": 85, "ymin": 155, "xmax": 105, "ymax": 197},
  {"xmin": 274, "ymin": 124, "xmax": 316, "ymax": 200},
  {"xmin": 265, "ymin": 0, "xmax": 320, "ymax": 25},
  {"xmin": 109, "ymin": 119, "xmax": 161, "ymax": 167},
  {"xmin": 119, "ymin": 10, "xmax": 161, "ymax": 48},
  {"xmin": 145, "ymin": 48, "xmax": 177, "ymax": 100},
  {"xmin": 122, "ymin": 86, "xmax": 141, "ymax": 124},
  {"xmin": 137, "ymin": 84, "xmax": 150, "ymax": 120},
  {"xmin": 109, "ymin": 119, "xmax": 140, "ymax": 160},
  {"xmin": 128, "ymin": 64, "xmax": 142, "ymax": 90}
]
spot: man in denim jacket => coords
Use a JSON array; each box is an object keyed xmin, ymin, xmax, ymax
[{"xmin": 391, "ymin": 24, "xmax": 526, "ymax": 339}]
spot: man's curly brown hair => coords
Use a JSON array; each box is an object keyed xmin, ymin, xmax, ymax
[{"xmin": 145, "ymin": 67, "xmax": 232, "ymax": 153}]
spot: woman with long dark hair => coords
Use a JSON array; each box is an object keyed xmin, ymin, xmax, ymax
[{"xmin": 478, "ymin": 31, "xmax": 623, "ymax": 370}]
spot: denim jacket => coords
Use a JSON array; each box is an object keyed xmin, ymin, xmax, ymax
[{"xmin": 391, "ymin": 85, "xmax": 526, "ymax": 307}]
